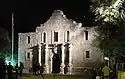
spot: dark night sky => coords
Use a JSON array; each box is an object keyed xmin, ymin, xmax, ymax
[{"xmin": 0, "ymin": 0, "xmax": 92, "ymax": 37}]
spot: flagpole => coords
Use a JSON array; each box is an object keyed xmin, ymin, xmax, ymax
[{"xmin": 12, "ymin": 12, "xmax": 14, "ymax": 62}]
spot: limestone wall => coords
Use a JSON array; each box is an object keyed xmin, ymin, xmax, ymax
[
  {"xmin": 18, "ymin": 10, "xmax": 104, "ymax": 74},
  {"xmin": 18, "ymin": 32, "xmax": 38, "ymax": 67},
  {"xmin": 70, "ymin": 27, "xmax": 104, "ymax": 74}
]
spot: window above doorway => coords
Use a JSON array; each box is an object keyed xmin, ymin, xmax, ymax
[
  {"xmin": 85, "ymin": 31, "xmax": 88, "ymax": 40},
  {"xmin": 27, "ymin": 36, "xmax": 30, "ymax": 44},
  {"xmin": 54, "ymin": 31, "xmax": 58, "ymax": 42}
]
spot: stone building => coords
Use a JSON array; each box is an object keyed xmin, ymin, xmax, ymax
[{"xmin": 18, "ymin": 10, "xmax": 104, "ymax": 74}]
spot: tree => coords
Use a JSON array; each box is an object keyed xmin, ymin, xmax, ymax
[
  {"xmin": 90, "ymin": 0, "xmax": 125, "ymax": 22},
  {"xmin": 0, "ymin": 28, "xmax": 11, "ymax": 56},
  {"xmin": 90, "ymin": 0, "xmax": 125, "ymax": 62}
]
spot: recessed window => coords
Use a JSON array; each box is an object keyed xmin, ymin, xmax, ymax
[
  {"xmin": 27, "ymin": 36, "xmax": 30, "ymax": 44},
  {"xmin": 54, "ymin": 31, "xmax": 58, "ymax": 42},
  {"xmin": 86, "ymin": 51, "xmax": 90, "ymax": 58},
  {"xmin": 41, "ymin": 33, "xmax": 42, "ymax": 41},
  {"xmin": 43, "ymin": 32, "xmax": 46, "ymax": 43},
  {"xmin": 85, "ymin": 31, "xmax": 88, "ymax": 40},
  {"xmin": 27, "ymin": 52, "xmax": 30, "ymax": 59},
  {"xmin": 67, "ymin": 31, "xmax": 70, "ymax": 42}
]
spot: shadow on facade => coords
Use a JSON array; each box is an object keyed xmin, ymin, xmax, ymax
[
  {"xmin": 29, "ymin": 45, "xmax": 39, "ymax": 72},
  {"xmin": 52, "ymin": 53, "xmax": 60, "ymax": 73},
  {"xmin": 29, "ymin": 43, "xmax": 70, "ymax": 74}
]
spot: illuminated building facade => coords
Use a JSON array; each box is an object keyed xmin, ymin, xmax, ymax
[{"xmin": 18, "ymin": 10, "xmax": 104, "ymax": 74}]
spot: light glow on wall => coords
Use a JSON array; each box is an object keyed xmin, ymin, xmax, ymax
[{"xmin": 18, "ymin": 10, "xmax": 104, "ymax": 74}]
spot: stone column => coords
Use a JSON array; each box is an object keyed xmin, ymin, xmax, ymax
[
  {"xmin": 39, "ymin": 44, "xmax": 41, "ymax": 66},
  {"xmin": 44, "ymin": 44, "xmax": 49, "ymax": 73},
  {"xmin": 60, "ymin": 44, "xmax": 65, "ymax": 74},
  {"xmin": 50, "ymin": 49, "xmax": 53, "ymax": 73},
  {"xmin": 69, "ymin": 44, "xmax": 73, "ymax": 75}
]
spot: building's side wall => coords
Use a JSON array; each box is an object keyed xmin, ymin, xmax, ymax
[
  {"xmin": 70, "ymin": 27, "xmax": 104, "ymax": 74},
  {"xmin": 18, "ymin": 32, "xmax": 38, "ymax": 72},
  {"xmin": 18, "ymin": 33, "xmax": 27, "ymax": 65}
]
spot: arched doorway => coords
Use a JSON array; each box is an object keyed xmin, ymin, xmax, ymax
[{"xmin": 52, "ymin": 53, "xmax": 60, "ymax": 73}]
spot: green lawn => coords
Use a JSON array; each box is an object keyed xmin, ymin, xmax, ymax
[{"xmin": 20, "ymin": 75, "xmax": 91, "ymax": 79}]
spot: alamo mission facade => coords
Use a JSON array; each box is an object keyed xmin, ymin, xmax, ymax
[{"xmin": 18, "ymin": 10, "xmax": 104, "ymax": 74}]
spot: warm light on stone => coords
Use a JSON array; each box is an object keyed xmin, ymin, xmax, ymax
[
  {"xmin": 45, "ymin": 44, "xmax": 49, "ymax": 73},
  {"xmin": 18, "ymin": 10, "xmax": 104, "ymax": 74},
  {"xmin": 39, "ymin": 43, "xmax": 41, "ymax": 66}
]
